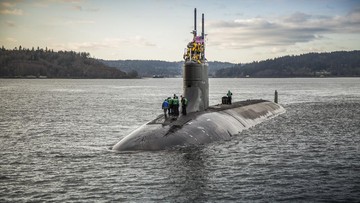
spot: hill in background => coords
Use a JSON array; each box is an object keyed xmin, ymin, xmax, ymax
[
  {"xmin": 2, "ymin": 46, "xmax": 359, "ymax": 79},
  {"xmin": 0, "ymin": 46, "xmax": 130, "ymax": 79},
  {"xmin": 215, "ymin": 51, "xmax": 360, "ymax": 78},
  {"xmin": 101, "ymin": 60, "xmax": 235, "ymax": 77}
]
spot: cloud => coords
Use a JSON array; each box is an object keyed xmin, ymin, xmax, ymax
[
  {"xmin": 31, "ymin": 0, "xmax": 99, "ymax": 12},
  {"xmin": 284, "ymin": 12, "xmax": 312, "ymax": 23},
  {"xmin": 0, "ymin": 8, "xmax": 23, "ymax": 15},
  {"xmin": 64, "ymin": 20, "xmax": 95, "ymax": 25},
  {"xmin": 71, "ymin": 5, "xmax": 99, "ymax": 12},
  {"xmin": 207, "ymin": 8, "xmax": 360, "ymax": 50},
  {"xmin": 73, "ymin": 5, "xmax": 82, "ymax": 11},
  {"xmin": 59, "ymin": 0, "xmax": 83, "ymax": 3},
  {"xmin": 53, "ymin": 36, "xmax": 156, "ymax": 51},
  {"xmin": 131, "ymin": 36, "xmax": 157, "ymax": 47},
  {"xmin": 342, "ymin": 7, "xmax": 360, "ymax": 27},
  {"xmin": 85, "ymin": 8, "xmax": 99, "ymax": 12},
  {"xmin": 5, "ymin": 20, "xmax": 16, "ymax": 27},
  {"xmin": 271, "ymin": 47, "xmax": 287, "ymax": 54},
  {"xmin": 6, "ymin": 37, "xmax": 17, "ymax": 43},
  {"xmin": 1, "ymin": 2, "xmax": 16, "ymax": 8},
  {"xmin": 0, "ymin": 1, "xmax": 23, "ymax": 15}
]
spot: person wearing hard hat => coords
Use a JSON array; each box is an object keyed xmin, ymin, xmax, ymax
[{"xmin": 227, "ymin": 90, "xmax": 233, "ymax": 104}]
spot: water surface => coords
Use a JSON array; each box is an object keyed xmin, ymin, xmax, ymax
[{"xmin": 1, "ymin": 78, "xmax": 359, "ymax": 202}]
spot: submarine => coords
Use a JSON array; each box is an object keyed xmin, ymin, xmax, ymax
[{"xmin": 112, "ymin": 9, "xmax": 285, "ymax": 151}]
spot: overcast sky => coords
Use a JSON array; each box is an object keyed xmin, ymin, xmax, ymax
[{"xmin": 1, "ymin": 0, "xmax": 359, "ymax": 63}]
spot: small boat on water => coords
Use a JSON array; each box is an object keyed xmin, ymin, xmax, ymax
[{"xmin": 152, "ymin": 75, "xmax": 165, "ymax": 78}]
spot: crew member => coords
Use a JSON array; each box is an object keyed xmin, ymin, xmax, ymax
[
  {"xmin": 167, "ymin": 97, "xmax": 173, "ymax": 115},
  {"xmin": 162, "ymin": 99, "xmax": 169, "ymax": 118},
  {"xmin": 181, "ymin": 95, "xmax": 188, "ymax": 115},
  {"xmin": 172, "ymin": 94, "xmax": 179, "ymax": 116},
  {"xmin": 227, "ymin": 90, "xmax": 233, "ymax": 104}
]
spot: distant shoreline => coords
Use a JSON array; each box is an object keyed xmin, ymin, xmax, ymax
[{"xmin": 1, "ymin": 76, "xmax": 359, "ymax": 79}]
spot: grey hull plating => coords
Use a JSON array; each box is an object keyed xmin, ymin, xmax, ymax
[{"xmin": 112, "ymin": 100, "xmax": 285, "ymax": 151}]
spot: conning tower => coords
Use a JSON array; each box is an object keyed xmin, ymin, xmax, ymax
[{"xmin": 183, "ymin": 8, "xmax": 209, "ymax": 113}]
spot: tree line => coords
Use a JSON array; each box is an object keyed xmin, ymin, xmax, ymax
[
  {"xmin": 101, "ymin": 59, "xmax": 234, "ymax": 77},
  {"xmin": 215, "ymin": 51, "xmax": 360, "ymax": 78},
  {"xmin": 0, "ymin": 46, "xmax": 135, "ymax": 79},
  {"xmin": 4, "ymin": 46, "xmax": 356, "ymax": 79}
]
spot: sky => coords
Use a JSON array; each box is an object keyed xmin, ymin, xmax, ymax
[{"xmin": 1, "ymin": 0, "xmax": 359, "ymax": 63}]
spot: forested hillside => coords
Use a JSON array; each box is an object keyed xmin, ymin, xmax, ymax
[
  {"xmin": 102, "ymin": 60, "xmax": 181, "ymax": 77},
  {"xmin": 3, "ymin": 46, "xmax": 356, "ymax": 79},
  {"xmin": 102, "ymin": 60, "xmax": 234, "ymax": 77},
  {"xmin": 0, "ymin": 46, "xmax": 130, "ymax": 78},
  {"xmin": 215, "ymin": 51, "xmax": 360, "ymax": 78}
]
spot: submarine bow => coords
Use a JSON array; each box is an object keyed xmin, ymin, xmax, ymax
[
  {"xmin": 113, "ymin": 101, "xmax": 285, "ymax": 151},
  {"xmin": 112, "ymin": 9, "xmax": 285, "ymax": 151}
]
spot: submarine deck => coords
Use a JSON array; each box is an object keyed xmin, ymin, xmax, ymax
[{"xmin": 149, "ymin": 99, "xmax": 267, "ymax": 127}]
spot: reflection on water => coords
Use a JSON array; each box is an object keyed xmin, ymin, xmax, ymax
[
  {"xmin": 167, "ymin": 147, "xmax": 208, "ymax": 202},
  {"xmin": 0, "ymin": 78, "xmax": 359, "ymax": 202}
]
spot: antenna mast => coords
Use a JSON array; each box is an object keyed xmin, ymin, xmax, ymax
[
  {"xmin": 193, "ymin": 8, "xmax": 197, "ymax": 38},
  {"xmin": 201, "ymin": 13, "xmax": 205, "ymax": 60}
]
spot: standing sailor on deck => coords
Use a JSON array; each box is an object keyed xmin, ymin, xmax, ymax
[
  {"xmin": 181, "ymin": 95, "xmax": 188, "ymax": 115},
  {"xmin": 162, "ymin": 99, "xmax": 169, "ymax": 118},
  {"xmin": 227, "ymin": 90, "xmax": 233, "ymax": 104},
  {"xmin": 168, "ymin": 97, "xmax": 173, "ymax": 115},
  {"xmin": 172, "ymin": 94, "xmax": 180, "ymax": 116}
]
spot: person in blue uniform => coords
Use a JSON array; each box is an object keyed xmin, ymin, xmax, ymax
[{"xmin": 162, "ymin": 99, "xmax": 169, "ymax": 118}]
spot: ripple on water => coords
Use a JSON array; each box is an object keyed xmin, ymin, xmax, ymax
[{"xmin": 1, "ymin": 79, "xmax": 359, "ymax": 202}]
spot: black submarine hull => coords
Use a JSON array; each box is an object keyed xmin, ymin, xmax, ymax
[{"xmin": 112, "ymin": 100, "xmax": 285, "ymax": 151}]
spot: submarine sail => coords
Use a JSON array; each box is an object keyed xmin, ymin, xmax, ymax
[{"xmin": 183, "ymin": 9, "xmax": 209, "ymax": 113}]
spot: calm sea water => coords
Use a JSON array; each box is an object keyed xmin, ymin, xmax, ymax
[{"xmin": 1, "ymin": 78, "xmax": 359, "ymax": 202}]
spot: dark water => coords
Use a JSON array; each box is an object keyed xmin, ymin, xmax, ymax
[{"xmin": 1, "ymin": 78, "xmax": 359, "ymax": 202}]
